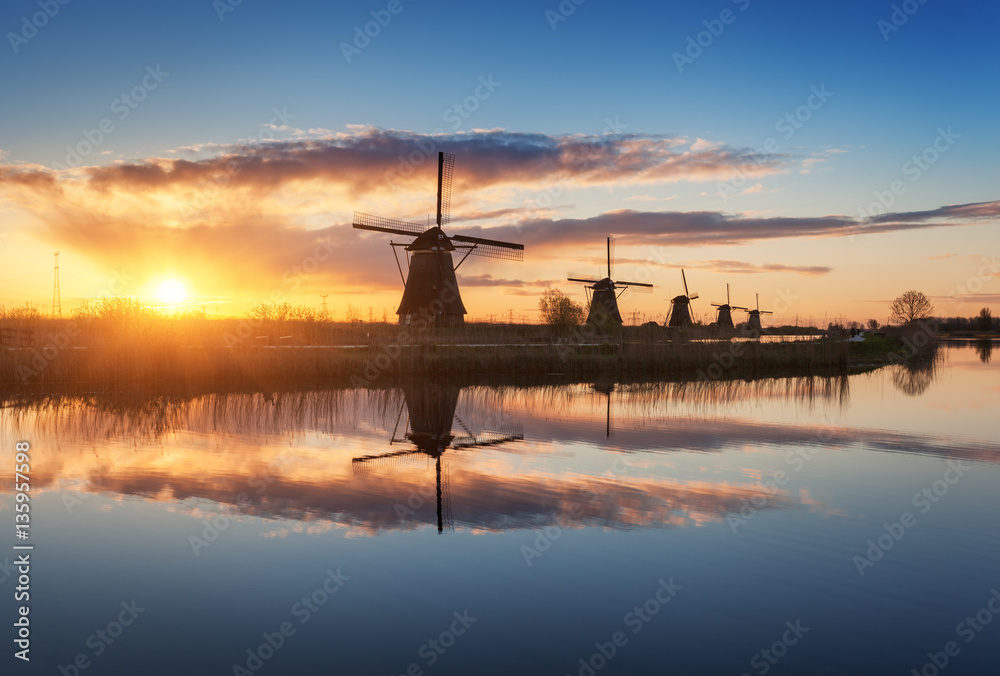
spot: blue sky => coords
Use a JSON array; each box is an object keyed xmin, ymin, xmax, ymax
[{"xmin": 1, "ymin": 0, "xmax": 998, "ymax": 321}]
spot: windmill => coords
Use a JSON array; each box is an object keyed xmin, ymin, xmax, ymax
[
  {"xmin": 568, "ymin": 237, "xmax": 653, "ymax": 326},
  {"xmin": 742, "ymin": 293, "xmax": 773, "ymax": 332},
  {"xmin": 353, "ymin": 152, "xmax": 524, "ymax": 327},
  {"xmin": 710, "ymin": 284, "xmax": 747, "ymax": 330},
  {"xmin": 666, "ymin": 270, "xmax": 699, "ymax": 327},
  {"xmin": 351, "ymin": 384, "xmax": 523, "ymax": 533}
]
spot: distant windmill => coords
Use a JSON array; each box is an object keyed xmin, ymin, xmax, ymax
[
  {"xmin": 568, "ymin": 237, "xmax": 653, "ymax": 326},
  {"xmin": 742, "ymin": 293, "xmax": 773, "ymax": 332},
  {"xmin": 666, "ymin": 270, "xmax": 699, "ymax": 327},
  {"xmin": 353, "ymin": 152, "xmax": 524, "ymax": 327},
  {"xmin": 710, "ymin": 284, "xmax": 747, "ymax": 330},
  {"xmin": 351, "ymin": 384, "xmax": 523, "ymax": 533}
]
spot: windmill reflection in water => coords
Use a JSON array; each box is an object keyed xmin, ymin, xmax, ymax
[{"xmin": 352, "ymin": 384, "xmax": 523, "ymax": 533}]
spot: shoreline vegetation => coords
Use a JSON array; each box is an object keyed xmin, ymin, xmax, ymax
[{"xmin": 0, "ymin": 300, "xmax": 951, "ymax": 390}]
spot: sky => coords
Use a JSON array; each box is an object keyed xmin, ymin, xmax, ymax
[{"xmin": 0, "ymin": 0, "xmax": 997, "ymax": 325}]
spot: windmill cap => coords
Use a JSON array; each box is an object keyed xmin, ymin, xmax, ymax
[{"xmin": 406, "ymin": 226, "xmax": 455, "ymax": 251}]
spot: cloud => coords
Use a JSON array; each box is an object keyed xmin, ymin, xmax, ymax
[
  {"xmin": 668, "ymin": 260, "xmax": 833, "ymax": 276},
  {"xmin": 0, "ymin": 126, "xmax": 997, "ymax": 303}
]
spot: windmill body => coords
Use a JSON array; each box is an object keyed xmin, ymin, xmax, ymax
[
  {"xmin": 395, "ymin": 228, "xmax": 468, "ymax": 326},
  {"xmin": 568, "ymin": 237, "xmax": 652, "ymax": 327},
  {"xmin": 353, "ymin": 153, "xmax": 523, "ymax": 328},
  {"xmin": 667, "ymin": 270, "xmax": 699, "ymax": 328},
  {"xmin": 711, "ymin": 284, "xmax": 747, "ymax": 330},
  {"xmin": 743, "ymin": 293, "xmax": 773, "ymax": 332}
]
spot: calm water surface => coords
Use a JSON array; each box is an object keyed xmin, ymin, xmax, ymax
[{"xmin": 2, "ymin": 342, "xmax": 998, "ymax": 675}]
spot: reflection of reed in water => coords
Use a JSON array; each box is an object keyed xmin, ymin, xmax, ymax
[{"xmin": 0, "ymin": 374, "xmax": 852, "ymax": 446}]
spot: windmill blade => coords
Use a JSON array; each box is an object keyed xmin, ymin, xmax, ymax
[
  {"xmin": 688, "ymin": 292, "xmax": 699, "ymax": 300},
  {"xmin": 727, "ymin": 283, "xmax": 731, "ymax": 306},
  {"xmin": 756, "ymin": 293, "xmax": 760, "ymax": 311},
  {"xmin": 731, "ymin": 306, "xmax": 749, "ymax": 311},
  {"xmin": 451, "ymin": 234, "xmax": 524, "ymax": 261},
  {"xmin": 351, "ymin": 449, "xmax": 426, "ymax": 472},
  {"xmin": 616, "ymin": 280, "xmax": 653, "ymax": 291},
  {"xmin": 437, "ymin": 152, "xmax": 454, "ymax": 227},
  {"xmin": 711, "ymin": 303, "xmax": 723, "ymax": 308},
  {"xmin": 452, "ymin": 424, "xmax": 524, "ymax": 449},
  {"xmin": 682, "ymin": 270, "xmax": 689, "ymax": 297},
  {"xmin": 353, "ymin": 212, "xmax": 425, "ymax": 237},
  {"xmin": 759, "ymin": 310, "xmax": 774, "ymax": 315},
  {"xmin": 568, "ymin": 275, "xmax": 602, "ymax": 284},
  {"xmin": 608, "ymin": 236, "xmax": 615, "ymax": 279}
]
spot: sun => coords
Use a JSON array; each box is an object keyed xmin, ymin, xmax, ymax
[{"xmin": 156, "ymin": 279, "xmax": 187, "ymax": 305}]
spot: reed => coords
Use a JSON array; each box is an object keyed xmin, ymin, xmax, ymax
[{"xmin": 0, "ymin": 302, "xmax": 912, "ymax": 389}]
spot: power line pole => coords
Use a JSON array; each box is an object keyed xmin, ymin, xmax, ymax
[
  {"xmin": 320, "ymin": 294, "xmax": 328, "ymax": 314},
  {"xmin": 51, "ymin": 251, "xmax": 61, "ymax": 318}
]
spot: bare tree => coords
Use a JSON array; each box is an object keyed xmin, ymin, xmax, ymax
[
  {"xmin": 889, "ymin": 290, "xmax": 934, "ymax": 325},
  {"xmin": 538, "ymin": 289, "xmax": 585, "ymax": 328},
  {"xmin": 866, "ymin": 319, "xmax": 880, "ymax": 331}
]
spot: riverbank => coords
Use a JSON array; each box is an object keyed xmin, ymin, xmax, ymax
[{"xmin": 0, "ymin": 315, "xmax": 926, "ymax": 388}]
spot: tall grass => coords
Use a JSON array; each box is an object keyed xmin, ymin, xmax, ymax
[{"xmin": 0, "ymin": 299, "xmax": 908, "ymax": 389}]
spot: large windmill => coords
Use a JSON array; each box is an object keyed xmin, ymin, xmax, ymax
[
  {"xmin": 353, "ymin": 152, "xmax": 524, "ymax": 327},
  {"xmin": 666, "ymin": 270, "xmax": 699, "ymax": 328},
  {"xmin": 351, "ymin": 384, "xmax": 522, "ymax": 533},
  {"xmin": 742, "ymin": 293, "xmax": 773, "ymax": 332},
  {"xmin": 710, "ymin": 284, "xmax": 747, "ymax": 330},
  {"xmin": 568, "ymin": 237, "xmax": 653, "ymax": 326}
]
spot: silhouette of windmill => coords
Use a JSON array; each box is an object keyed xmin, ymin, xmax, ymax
[
  {"xmin": 667, "ymin": 270, "xmax": 699, "ymax": 327},
  {"xmin": 353, "ymin": 153, "xmax": 524, "ymax": 327},
  {"xmin": 741, "ymin": 293, "xmax": 773, "ymax": 332},
  {"xmin": 351, "ymin": 384, "xmax": 523, "ymax": 533},
  {"xmin": 568, "ymin": 237, "xmax": 653, "ymax": 326},
  {"xmin": 711, "ymin": 284, "xmax": 747, "ymax": 330}
]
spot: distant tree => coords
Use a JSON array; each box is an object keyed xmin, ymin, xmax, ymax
[
  {"xmin": 538, "ymin": 289, "xmax": 585, "ymax": 328},
  {"xmin": 889, "ymin": 290, "xmax": 934, "ymax": 325},
  {"xmin": 867, "ymin": 319, "xmax": 880, "ymax": 331},
  {"xmin": 976, "ymin": 307, "xmax": 993, "ymax": 332},
  {"xmin": 344, "ymin": 304, "xmax": 362, "ymax": 323}
]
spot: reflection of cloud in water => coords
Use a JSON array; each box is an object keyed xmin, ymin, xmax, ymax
[{"xmin": 2, "ymin": 374, "xmax": 997, "ymax": 536}]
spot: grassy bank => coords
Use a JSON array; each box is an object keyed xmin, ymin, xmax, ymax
[{"xmin": 0, "ymin": 308, "xmax": 924, "ymax": 389}]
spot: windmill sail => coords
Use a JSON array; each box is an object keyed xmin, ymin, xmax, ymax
[
  {"xmin": 351, "ymin": 384, "xmax": 522, "ymax": 533},
  {"xmin": 351, "ymin": 152, "xmax": 524, "ymax": 327},
  {"xmin": 567, "ymin": 237, "xmax": 653, "ymax": 327}
]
